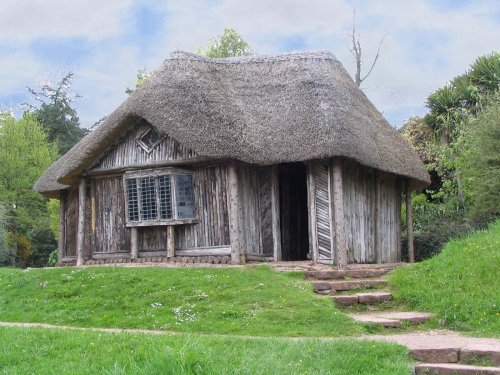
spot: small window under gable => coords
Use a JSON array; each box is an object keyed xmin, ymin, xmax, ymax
[
  {"xmin": 136, "ymin": 126, "xmax": 164, "ymax": 153},
  {"xmin": 123, "ymin": 168, "xmax": 197, "ymax": 226}
]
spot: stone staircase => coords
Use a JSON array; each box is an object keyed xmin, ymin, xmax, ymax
[
  {"xmin": 306, "ymin": 265, "xmax": 434, "ymax": 328},
  {"xmin": 305, "ymin": 266, "xmax": 500, "ymax": 374}
]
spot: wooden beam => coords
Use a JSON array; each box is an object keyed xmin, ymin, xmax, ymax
[
  {"xmin": 175, "ymin": 247, "xmax": 231, "ymax": 257},
  {"xmin": 130, "ymin": 227, "xmax": 138, "ymax": 260},
  {"xmin": 227, "ymin": 163, "xmax": 243, "ymax": 264},
  {"xmin": 76, "ymin": 178, "xmax": 87, "ymax": 266},
  {"xmin": 271, "ymin": 166, "xmax": 282, "ymax": 261},
  {"xmin": 406, "ymin": 181, "xmax": 415, "ymax": 263},
  {"xmin": 58, "ymin": 191, "xmax": 66, "ymax": 264},
  {"xmin": 374, "ymin": 170, "xmax": 382, "ymax": 264},
  {"xmin": 167, "ymin": 225, "xmax": 175, "ymax": 258},
  {"xmin": 333, "ymin": 160, "xmax": 348, "ymax": 269},
  {"xmin": 306, "ymin": 163, "xmax": 319, "ymax": 263}
]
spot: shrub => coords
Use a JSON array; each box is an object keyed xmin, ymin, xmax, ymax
[{"xmin": 47, "ymin": 249, "xmax": 58, "ymax": 267}]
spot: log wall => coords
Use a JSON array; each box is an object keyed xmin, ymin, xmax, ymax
[
  {"xmin": 91, "ymin": 121, "xmax": 197, "ymax": 170},
  {"xmin": 307, "ymin": 159, "xmax": 402, "ymax": 265},
  {"xmin": 62, "ymin": 188, "xmax": 79, "ymax": 258}
]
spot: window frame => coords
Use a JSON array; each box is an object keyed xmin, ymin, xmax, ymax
[{"xmin": 123, "ymin": 167, "xmax": 198, "ymax": 227}]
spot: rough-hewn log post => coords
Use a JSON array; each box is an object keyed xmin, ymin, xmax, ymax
[
  {"xmin": 227, "ymin": 163, "xmax": 243, "ymax": 264},
  {"xmin": 167, "ymin": 225, "xmax": 175, "ymax": 258},
  {"xmin": 374, "ymin": 171, "xmax": 382, "ymax": 264},
  {"xmin": 406, "ymin": 181, "xmax": 415, "ymax": 263},
  {"xmin": 333, "ymin": 160, "xmax": 348, "ymax": 269},
  {"xmin": 130, "ymin": 227, "xmax": 138, "ymax": 260},
  {"xmin": 58, "ymin": 191, "xmax": 66, "ymax": 264},
  {"xmin": 76, "ymin": 178, "xmax": 87, "ymax": 266},
  {"xmin": 271, "ymin": 166, "xmax": 282, "ymax": 261}
]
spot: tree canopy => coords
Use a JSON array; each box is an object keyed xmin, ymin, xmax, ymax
[
  {"xmin": 25, "ymin": 72, "xmax": 88, "ymax": 155},
  {"xmin": 197, "ymin": 28, "xmax": 253, "ymax": 58}
]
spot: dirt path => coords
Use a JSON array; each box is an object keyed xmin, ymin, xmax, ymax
[{"xmin": 1, "ymin": 321, "xmax": 499, "ymax": 351}]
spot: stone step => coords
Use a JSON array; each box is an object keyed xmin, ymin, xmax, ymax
[
  {"xmin": 411, "ymin": 346, "xmax": 500, "ymax": 366},
  {"xmin": 311, "ymin": 279, "xmax": 387, "ymax": 293},
  {"xmin": 305, "ymin": 268, "xmax": 391, "ymax": 280},
  {"xmin": 333, "ymin": 291, "xmax": 393, "ymax": 306},
  {"xmin": 414, "ymin": 363, "xmax": 500, "ymax": 374},
  {"xmin": 350, "ymin": 311, "xmax": 433, "ymax": 327}
]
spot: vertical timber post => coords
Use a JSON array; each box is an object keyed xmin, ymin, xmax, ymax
[
  {"xmin": 167, "ymin": 225, "xmax": 175, "ymax": 258},
  {"xmin": 227, "ymin": 163, "xmax": 243, "ymax": 264},
  {"xmin": 271, "ymin": 166, "xmax": 282, "ymax": 261},
  {"xmin": 406, "ymin": 181, "xmax": 415, "ymax": 263},
  {"xmin": 374, "ymin": 171, "xmax": 382, "ymax": 264},
  {"xmin": 130, "ymin": 227, "xmax": 138, "ymax": 260},
  {"xmin": 76, "ymin": 178, "xmax": 87, "ymax": 266},
  {"xmin": 58, "ymin": 191, "xmax": 66, "ymax": 264},
  {"xmin": 333, "ymin": 160, "xmax": 348, "ymax": 269}
]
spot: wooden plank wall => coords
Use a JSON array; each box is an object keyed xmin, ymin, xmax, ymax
[
  {"xmin": 342, "ymin": 160, "xmax": 377, "ymax": 263},
  {"xmin": 341, "ymin": 159, "xmax": 401, "ymax": 264},
  {"xmin": 63, "ymin": 188, "xmax": 79, "ymax": 257},
  {"xmin": 258, "ymin": 169, "xmax": 274, "ymax": 257},
  {"xmin": 92, "ymin": 177, "xmax": 130, "ymax": 253},
  {"xmin": 175, "ymin": 165, "xmax": 230, "ymax": 249},
  {"xmin": 238, "ymin": 166, "xmax": 262, "ymax": 255},
  {"xmin": 311, "ymin": 161, "xmax": 334, "ymax": 262},
  {"xmin": 92, "ymin": 122, "xmax": 197, "ymax": 170}
]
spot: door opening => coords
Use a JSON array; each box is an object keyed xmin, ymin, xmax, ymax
[{"xmin": 279, "ymin": 163, "xmax": 309, "ymax": 261}]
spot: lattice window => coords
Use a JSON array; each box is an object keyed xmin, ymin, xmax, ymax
[
  {"xmin": 124, "ymin": 170, "xmax": 195, "ymax": 226},
  {"xmin": 136, "ymin": 127, "xmax": 164, "ymax": 153},
  {"xmin": 125, "ymin": 179, "xmax": 139, "ymax": 222}
]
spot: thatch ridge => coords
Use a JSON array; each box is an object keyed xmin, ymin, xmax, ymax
[{"xmin": 35, "ymin": 50, "xmax": 429, "ymax": 195}]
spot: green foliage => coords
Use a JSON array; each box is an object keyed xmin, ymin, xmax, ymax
[
  {"xmin": 47, "ymin": 249, "xmax": 58, "ymax": 267},
  {"xmin": 0, "ymin": 114, "xmax": 58, "ymax": 267},
  {"xmin": 456, "ymin": 95, "xmax": 500, "ymax": 225},
  {"xmin": 0, "ymin": 327, "xmax": 411, "ymax": 375},
  {"xmin": 29, "ymin": 225, "xmax": 57, "ymax": 267},
  {"xmin": 0, "ymin": 203, "xmax": 10, "ymax": 265},
  {"xmin": 389, "ymin": 220, "xmax": 500, "ymax": 337},
  {"xmin": 47, "ymin": 199, "xmax": 59, "ymax": 241},
  {"xmin": 0, "ymin": 266, "xmax": 362, "ymax": 337},
  {"xmin": 25, "ymin": 72, "xmax": 88, "ymax": 155},
  {"xmin": 125, "ymin": 68, "xmax": 154, "ymax": 94},
  {"xmin": 197, "ymin": 28, "xmax": 254, "ymax": 58}
]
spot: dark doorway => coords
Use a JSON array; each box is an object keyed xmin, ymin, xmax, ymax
[{"xmin": 279, "ymin": 163, "xmax": 309, "ymax": 261}]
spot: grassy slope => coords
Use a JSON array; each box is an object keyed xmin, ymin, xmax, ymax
[
  {"xmin": 389, "ymin": 220, "xmax": 500, "ymax": 337},
  {"xmin": 0, "ymin": 265, "xmax": 362, "ymax": 337},
  {"xmin": 0, "ymin": 327, "xmax": 412, "ymax": 375}
]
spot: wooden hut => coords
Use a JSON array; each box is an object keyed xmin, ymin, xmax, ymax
[{"xmin": 35, "ymin": 51, "xmax": 429, "ymax": 267}]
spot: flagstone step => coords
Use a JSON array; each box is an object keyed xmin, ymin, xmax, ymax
[
  {"xmin": 311, "ymin": 279, "xmax": 387, "ymax": 293},
  {"xmin": 410, "ymin": 346, "xmax": 500, "ymax": 366},
  {"xmin": 414, "ymin": 363, "xmax": 500, "ymax": 374},
  {"xmin": 306, "ymin": 268, "xmax": 391, "ymax": 280},
  {"xmin": 333, "ymin": 291, "xmax": 393, "ymax": 306},
  {"xmin": 351, "ymin": 311, "xmax": 433, "ymax": 327}
]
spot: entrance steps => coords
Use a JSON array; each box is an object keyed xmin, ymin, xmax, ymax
[{"xmin": 414, "ymin": 363, "xmax": 500, "ymax": 374}]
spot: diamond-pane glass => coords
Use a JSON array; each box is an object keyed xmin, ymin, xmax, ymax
[
  {"xmin": 125, "ymin": 179, "xmax": 139, "ymax": 221},
  {"xmin": 175, "ymin": 174, "xmax": 195, "ymax": 219},
  {"xmin": 140, "ymin": 176, "xmax": 157, "ymax": 220},
  {"xmin": 158, "ymin": 175, "xmax": 173, "ymax": 219}
]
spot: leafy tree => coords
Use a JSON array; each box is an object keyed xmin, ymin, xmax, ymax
[
  {"xmin": 457, "ymin": 95, "xmax": 500, "ymax": 225},
  {"xmin": 126, "ymin": 68, "xmax": 154, "ymax": 94},
  {"xmin": 0, "ymin": 203, "xmax": 9, "ymax": 265},
  {"xmin": 24, "ymin": 72, "xmax": 88, "ymax": 155},
  {"xmin": 0, "ymin": 114, "xmax": 58, "ymax": 266},
  {"xmin": 197, "ymin": 28, "xmax": 254, "ymax": 58}
]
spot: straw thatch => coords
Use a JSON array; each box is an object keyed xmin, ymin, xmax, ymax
[{"xmin": 35, "ymin": 50, "xmax": 429, "ymax": 196}]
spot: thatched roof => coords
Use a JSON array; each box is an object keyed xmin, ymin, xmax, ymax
[{"xmin": 35, "ymin": 50, "xmax": 429, "ymax": 196}]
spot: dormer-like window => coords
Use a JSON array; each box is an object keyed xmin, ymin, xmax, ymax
[
  {"xmin": 123, "ymin": 168, "xmax": 196, "ymax": 226},
  {"xmin": 136, "ymin": 127, "xmax": 163, "ymax": 153}
]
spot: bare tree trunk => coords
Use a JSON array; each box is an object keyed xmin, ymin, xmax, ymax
[{"xmin": 349, "ymin": 9, "xmax": 385, "ymax": 87}]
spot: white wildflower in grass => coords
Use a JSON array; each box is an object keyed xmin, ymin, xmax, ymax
[
  {"xmin": 39, "ymin": 281, "xmax": 48, "ymax": 288},
  {"xmin": 285, "ymin": 281, "xmax": 308, "ymax": 291},
  {"xmin": 194, "ymin": 290, "xmax": 208, "ymax": 300},
  {"xmin": 172, "ymin": 304, "xmax": 198, "ymax": 325},
  {"xmin": 150, "ymin": 302, "xmax": 163, "ymax": 308}
]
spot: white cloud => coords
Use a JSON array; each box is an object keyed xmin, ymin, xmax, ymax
[{"xmin": 0, "ymin": 0, "xmax": 134, "ymax": 41}]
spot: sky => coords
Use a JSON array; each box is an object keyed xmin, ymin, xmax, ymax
[{"xmin": 1, "ymin": 0, "xmax": 499, "ymax": 128}]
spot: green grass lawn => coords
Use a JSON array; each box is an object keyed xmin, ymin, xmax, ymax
[
  {"xmin": 389, "ymin": 220, "xmax": 500, "ymax": 337},
  {"xmin": 0, "ymin": 327, "xmax": 413, "ymax": 374},
  {"xmin": 0, "ymin": 265, "xmax": 362, "ymax": 337}
]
